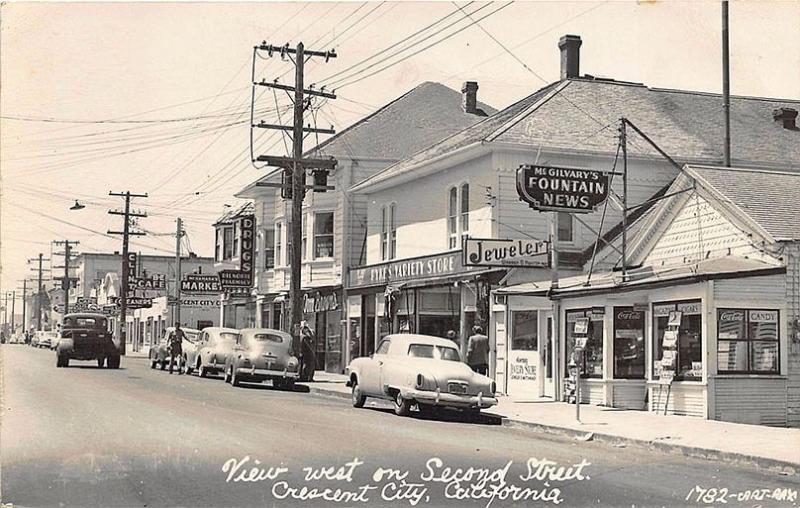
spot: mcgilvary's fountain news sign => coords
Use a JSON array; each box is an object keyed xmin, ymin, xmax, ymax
[{"xmin": 516, "ymin": 164, "xmax": 610, "ymax": 213}]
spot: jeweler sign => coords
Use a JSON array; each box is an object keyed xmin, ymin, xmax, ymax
[
  {"xmin": 463, "ymin": 238, "xmax": 549, "ymax": 267},
  {"xmin": 516, "ymin": 164, "xmax": 610, "ymax": 213}
]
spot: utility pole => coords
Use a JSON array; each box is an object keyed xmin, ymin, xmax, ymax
[
  {"xmin": 10, "ymin": 290, "xmax": 16, "ymax": 335},
  {"xmin": 52, "ymin": 240, "xmax": 79, "ymax": 316},
  {"xmin": 175, "ymin": 217, "xmax": 183, "ymax": 326},
  {"xmin": 620, "ymin": 119, "xmax": 629, "ymax": 282},
  {"xmin": 16, "ymin": 280, "xmax": 28, "ymax": 335},
  {"xmin": 722, "ymin": 0, "xmax": 731, "ymax": 167},
  {"xmin": 251, "ymin": 41, "xmax": 337, "ymax": 362},
  {"xmin": 3, "ymin": 292, "xmax": 8, "ymax": 334},
  {"xmin": 29, "ymin": 253, "xmax": 51, "ymax": 331},
  {"xmin": 108, "ymin": 191, "xmax": 148, "ymax": 356}
]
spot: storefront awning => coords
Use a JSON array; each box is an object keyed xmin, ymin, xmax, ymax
[{"xmin": 495, "ymin": 257, "xmax": 786, "ymax": 298}]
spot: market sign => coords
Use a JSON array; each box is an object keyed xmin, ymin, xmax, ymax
[
  {"xmin": 181, "ymin": 274, "xmax": 221, "ymax": 294},
  {"xmin": 462, "ymin": 238, "xmax": 549, "ymax": 268},
  {"xmin": 349, "ymin": 251, "xmax": 483, "ymax": 289},
  {"xmin": 516, "ymin": 164, "xmax": 610, "ymax": 213}
]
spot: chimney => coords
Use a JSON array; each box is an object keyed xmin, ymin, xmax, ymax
[
  {"xmin": 461, "ymin": 81, "xmax": 479, "ymax": 115},
  {"xmin": 773, "ymin": 107, "xmax": 798, "ymax": 130},
  {"xmin": 558, "ymin": 34, "xmax": 582, "ymax": 80}
]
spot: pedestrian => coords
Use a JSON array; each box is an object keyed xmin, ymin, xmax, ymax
[
  {"xmin": 167, "ymin": 323, "xmax": 186, "ymax": 375},
  {"xmin": 445, "ymin": 329, "xmax": 458, "ymax": 343},
  {"xmin": 299, "ymin": 322, "xmax": 316, "ymax": 382},
  {"xmin": 466, "ymin": 325, "xmax": 490, "ymax": 375}
]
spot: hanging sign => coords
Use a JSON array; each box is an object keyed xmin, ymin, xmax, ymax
[
  {"xmin": 239, "ymin": 215, "xmax": 256, "ymax": 275},
  {"xmin": 516, "ymin": 164, "xmax": 610, "ymax": 213},
  {"xmin": 463, "ymin": 238, "xmax": 549, "ymax": 267},
  {"xmin": 181, "ymin": 274, "xmax": 221, "ymax": 294},
  {"xmin": 130, "ymin": 275, "xmax": 166, "ymax": 291},
  {"xmin": 126, "ymin": 252, "xmax": 138, "ymax": 277}
]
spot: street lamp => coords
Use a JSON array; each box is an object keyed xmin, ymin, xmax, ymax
[{"xmin": 70, "ymin": 200, "xmax": 85, "ymax": 210}]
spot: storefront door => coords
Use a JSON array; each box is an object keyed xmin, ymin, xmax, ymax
[
  {"xmin": 507, "ymin": 310, "xmax": 539, "ymax": 399},
  {"xmin": 542, "ymin": 312, "xmax": 555, "ymax": 398}
]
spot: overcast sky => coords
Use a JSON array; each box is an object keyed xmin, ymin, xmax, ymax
[{"xmin": 2, "ymin": 1, "xmax": 799, "ymax": 297}]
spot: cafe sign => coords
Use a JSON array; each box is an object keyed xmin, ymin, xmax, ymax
[
  {"xmin": 463, "ymin": 238, "xmax": 549, "ymax": 268},
  {"xmin": 516, "ymin": 164, "xmax": 610, "ymax": 213}
]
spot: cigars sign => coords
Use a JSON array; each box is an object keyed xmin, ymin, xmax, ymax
[
  {"xmin": 516, "ymin": 164, "xmax": 611, "ymax": 213},
  {"xmin": 463, "ymin": 238, "xmax": 549, "ymax": 268}
]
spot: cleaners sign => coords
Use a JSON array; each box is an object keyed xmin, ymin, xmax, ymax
[{"xmin": 516, "ymin": 164, "xmax": 610, "ymax": 213}]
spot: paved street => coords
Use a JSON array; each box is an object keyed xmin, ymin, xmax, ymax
[{"xmin": 1, "ymin": 344, "xmax": 798, "ymax": 508}]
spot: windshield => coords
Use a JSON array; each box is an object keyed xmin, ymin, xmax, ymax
[
  {"xmin": 218, "ymin": 332, "xmax": 240, "ymax": 343},
  {"xmin": 253, "ymin": 333, "xmax": 284, "ymax": 343},
  {"xmin": 408, "ymin": 344, "xmax": 461, "ymax": 362},
  {"xmin": 45, "ymin": 332, "xmax": 59, "ymax": 338},
  {"xmin": 64, "ymin": 317, "xmax": 106, "ymax": 329}
]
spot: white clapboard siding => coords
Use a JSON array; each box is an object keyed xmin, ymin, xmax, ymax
[
  {"xmin": 649, "ymin": 384, "xmax": 705, "ymax": 417},
  {"xmin": 611, "ymin": 382, "xmax": 647, "ymax": 410},
  {"xmin": 645, "ymin": 195, "xmax": 762, "ymax": 267},
  {"xmin": 784, "ymin": 244, "xmax": 800, "ymax": 428},
  {"xmin": 713, "ymin": 274, "xmax": 786, "ymax": 302},
  {"xmin": 714, "ymin": 378, "xmax": 787, "ymax": 426}
]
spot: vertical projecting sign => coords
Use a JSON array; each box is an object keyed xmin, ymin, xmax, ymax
[
  {"xmin": 516, "ymin": 164, "xmax": 611, "ymax": 213},
  {"xmin": 239, "ymin": 215, "xmax": 256, "ymax": 278}
]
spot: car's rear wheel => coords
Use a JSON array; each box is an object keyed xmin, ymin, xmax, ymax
[
  {"xmin": 107, "ymin": 356, "xmax": 120, "ymax": 369},
  {"xmin": 97, "ymin": 357, "xmax": 105, "ymax": 368},
  {"xmin": 160, "ymin": 360, "xmax": 166, "ymax": 371},
  {"xmin": 394, "ymin": 392, "xmax": 412, "ymax": 417},
  {"xmin": 352, "ymin": 380, "xmax": 366, "ymax": 408},
  {"xmin": 150, "ymin": 356, "xmax": 156, "ymax": 369},
  {"xmin": 56, "ymin": 355, "xmax": 65, "ymax": 368},
  {"xmin": 182, "ymin": 356, "xmax": 192, "ymax": 375},
  {"xmin": 230, "ymin": 368, "xmax": 240, "ymax": 387},
  {"xmin": 224, "ymin": 366, "xmax": 232, "ymax": 383},
  {"xmin": 198, "ymin": 361, "xmax": 207, "ymax": 378}
]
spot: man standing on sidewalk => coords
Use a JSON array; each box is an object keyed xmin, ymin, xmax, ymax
[
  {"xmin": 466, "ymin": 325, "xmax": 489, "ymax": 375},
  {"xmin": 167, "ymin": 323, "xmax": 185, "ymax": 375}
]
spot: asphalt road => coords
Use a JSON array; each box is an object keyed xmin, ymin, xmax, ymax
[{"xmin": 1, "ymin": 345, "xmax": 797, "ymax": 508}]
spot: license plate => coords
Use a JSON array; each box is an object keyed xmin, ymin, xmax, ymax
[{"xmin": 448, "ymin": 383, "xmax": 467, "ymax": 394}]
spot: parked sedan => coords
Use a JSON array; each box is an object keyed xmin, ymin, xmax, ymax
[
  {"xmin": 184, "ymin": 327, "xmax": 239, "ymax": 377},
  {"xmin": 347, "ymin": 334, "xmax": 498, "ymax": 417},
  {"xmin": 37, "ymin": 331, "xmax": 60, "ymax": 349},
  {"xmin": 223, "ymin": 328, "xmax": 300, "ymax": 388},
  {"xmin": 148, "ymin": 327, "xmax": 199, "ymax": 370}
]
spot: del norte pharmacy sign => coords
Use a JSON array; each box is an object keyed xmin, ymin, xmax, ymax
[{"xmin": 516, "ymin": 164, "xmax": 610, "ymax": 213}]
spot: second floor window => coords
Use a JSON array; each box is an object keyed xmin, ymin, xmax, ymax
[
  {"xmin": 381, "ymin": 204, "xmax": 397, "ymax": 261},
  {"xmin": 223, "ymin": 227, "xmax": 234, "ymax": 260},
  {"xmin": 448, "ymin": 184, "xmax": 469, "ymax": 249},
  {"xmin": 275, "ymin": 222, "xmax": 282, "ymax": 266},
  {"xmin": 314, "ymin": 211, "xmax": 334, "ymax": 259},
  {"xmin": 264, "ymin": 228, "xmax": 275, "ymax": 269},
  {"xmin": 302, "ymin": 215, "xmax": 308, "ymax": 261}
]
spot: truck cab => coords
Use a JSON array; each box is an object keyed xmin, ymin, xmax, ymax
[{"xmin": 56, "ymin": 313, "xmax": 121, "ymax": 369}]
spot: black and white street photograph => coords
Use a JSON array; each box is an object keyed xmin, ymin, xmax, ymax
[{"xmin": 1, "ymin": 1, "xmax": 799, "ymax": 506}]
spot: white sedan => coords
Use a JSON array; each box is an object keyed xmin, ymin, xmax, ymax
[{"xmin": 346, "ymin": 334, "xmax": 497, "ymax": 417}]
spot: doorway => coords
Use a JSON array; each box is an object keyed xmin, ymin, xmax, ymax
[{"xmin": 542, "ymin": 312, "xmax": 555, "ymax": 398}]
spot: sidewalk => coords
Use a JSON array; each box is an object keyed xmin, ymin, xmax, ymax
[{"xmin": 304, "ymin": 372, "xmax": 800, "ymax": 472}]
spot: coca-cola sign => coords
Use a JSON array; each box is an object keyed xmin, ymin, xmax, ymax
[
  {"xmin": 719, "ymin": 310, "xmax": 744, "ymax": 322},
  {"xmin": 616, "ymin": 310, "xmax": 643, "ymax": 321}
]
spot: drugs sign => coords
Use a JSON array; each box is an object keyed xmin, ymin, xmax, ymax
[{"xmin": 516, "ymin": 164, "xmax": 610, "ymax": 213}]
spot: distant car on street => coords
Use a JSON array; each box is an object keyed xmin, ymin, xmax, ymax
[
  {"xmin": 30, "ymin": 332, "xmax": 41, "ymax": 348},
  {"xmin": 223, "ymin": 328, "xmax": 299, "ymax": 388},
  {"xmin": 149, "ymin": 327, "xmax": 200, "ymax": 370},
  {"xmin": 347, "ymin": 333, "xmax": 498, "ymax": 417},
  {"xmin": 55, "ymin": 313, "xmax": 120, "ymax": 369},
  {"xmin": 35, "ymin": 331, "xmax": 60, "ymax": 349},
  {"xmin": 183, "ymin": 327, "xmax": 239, "ymax": 377}
]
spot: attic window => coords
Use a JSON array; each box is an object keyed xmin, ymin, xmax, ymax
[{"xmin": 772, "ymin": 107, "xmax": 798, "ymax": 130}]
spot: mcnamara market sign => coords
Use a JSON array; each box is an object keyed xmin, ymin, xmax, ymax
[
  {"xmin": 463, "ymin": 238, "xmax": 549, "ymax": 268},
  {"xmin": 516, "ymin": 164, "xmax": 611, "ymax": 213}
]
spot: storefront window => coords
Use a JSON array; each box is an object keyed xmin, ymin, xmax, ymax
[
  {"xmin": 565, "ymin": 309, "xmax": 603, "ymax": 378},
  {"xmin": 653, "ymin": 300, "xmax": 702, "ymax": 381},
  {"xmin": 314, "ymin": 212, "xmax": 334, "ymax": 259},
  {"xmin": 613, "ymin": 307, "xmax": 645, "ymax": 379},
  {"xmin": 511, "ymin": 311, "xmax": 537, "ymax": 351},
  {"xmin": 717, "ymin": 308, "xmax": 779, "ymax": 374}
]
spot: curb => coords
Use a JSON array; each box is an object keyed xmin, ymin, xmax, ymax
[{"xmin": 306, "ymin": 384, "xmax": 798, "ymax": 475}]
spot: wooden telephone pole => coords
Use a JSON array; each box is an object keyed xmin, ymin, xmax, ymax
[
  {"xmin": 52, "ymin": 240, "xmax": 79, "ymax": 316},
  {"xmin": 28, "ymin": 253, "xmax": 50, "ymax": 331},
  {"xmin": 252, "ymin": 42, "xmax": 337, "ymax": 360},
  {"xmin": 108, "ymin": 191, "xmax": 148, "ymax": 355}
]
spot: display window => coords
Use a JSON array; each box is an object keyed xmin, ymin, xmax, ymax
[
  {"xmin": 511, "ymin": 311, "xmax": 537, "ymax": 351},
  {"xmin": 652, "ymin": 300, "xmax": 702, "ymax": 381},
  {"xmin": 717, "ymin": 308, "xmax": 779, "ymax": 374},
  {"xmin": 565, "ymin": 308, "xmax": 604, "ymax": 378},
  {"xmin": 613, "ymin": 307, "xmax": 645, "ymax": 379}
]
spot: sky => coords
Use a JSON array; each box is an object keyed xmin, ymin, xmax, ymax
[{"xmin": 1, "ymin": 0, "xmax": 799, "ymax": 301}]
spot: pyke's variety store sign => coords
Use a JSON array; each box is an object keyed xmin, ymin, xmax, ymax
[{"xmin": 349, "ymin": 251, "xmax": 481, "ymax": 288}]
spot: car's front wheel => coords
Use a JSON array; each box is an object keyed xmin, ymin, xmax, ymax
[
  {"xmin": 198, "ymin": 361, "xmax": 208, "ymax": 378},
  {"xmin": 394, "ymin": 392, "xmax": 412, "ymax": 417},
  {"xmin": 97, "ymin": 357, "xmax": 105, "ymax": 368},
  {"xmin": 182, "ymin": 356, "xmax": 193, "ymax": 375},
  {"xmin": 224, "ymin": 365, "xmax": 232, "ymax": 383},
  {"xmin": 351, "ymin": 380, "xmax": 367, "ymax": 408},
  {"xmin": 230, "ymin": 368, "xmax": 240, "ymax": 387},
  {"xmin": 107, "ymin": 356, "xmax": 120, "ymax": 369},
  {"xmin": 149, "ymin": 356, "xmax": 157, "ymax": 369}
]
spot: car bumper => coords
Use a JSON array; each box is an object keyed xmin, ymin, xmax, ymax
[
  {"xmin": 235, "ymin": 367, "xmax": 299, "ymax": 380},
  {"xmin": 403, "ymin": 388, "xmax": 498, "ymax": 409}
]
